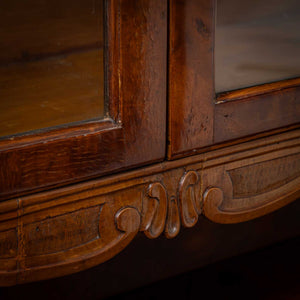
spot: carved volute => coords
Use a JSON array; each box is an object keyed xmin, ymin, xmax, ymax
[{"xmin": 0, "ymin": 129, "xmax": 299, "ymax": 286}]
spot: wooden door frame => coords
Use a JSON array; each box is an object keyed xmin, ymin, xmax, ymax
[
  {"xmin": 168, "ymin": 0, "xmax": 300, "ymax": 159},
  {"xmin": 0, "ymin": 0, "xmax": 167, "ymax": 200}
]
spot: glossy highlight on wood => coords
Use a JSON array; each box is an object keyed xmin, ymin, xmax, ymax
[
  {"xmin": 168, "ymin": 0, "xmax": 300, "ymax": 159},
  {"xmin": 0, "ymin": 0, "xmax": 300, "ymax": 291},
  {"xmin": 0, "ymin": 129, "xmax": 299, "ymax": 286},
  {"xmin": 216, "ymin": 78, "xmax": 300, "ymax": 103},
  {"xmin": 168, "ymin": 0, "xmax": 215, "ymax": 155},
  {"xmin": 0, "ymin": 0, "xmax": 167, "ymax": 200}
]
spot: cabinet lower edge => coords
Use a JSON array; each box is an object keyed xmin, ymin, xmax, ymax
[{"xmin": 0, "ymin": 128, "xmax": 300, "ymax": 286}]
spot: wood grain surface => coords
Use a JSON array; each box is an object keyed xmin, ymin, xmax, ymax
[
  {"xmin": 0, "ymin": 0, "xmax": 167, "ymax": 200},
  {"xmin": 0, "ymin": 128, "xmax": 299, "ymax": 286},
  {"xmin": 168, "ymin": 0, "xmax": 300, "ymax": 159},
  {"xmin": 168, "ymin": 0, "xmax": 215, "ymax": 156},
  {"xmin": 1, "ymin": 202, "xmax": 299, "ymax": 299},
  {"xmin": 214, "ymin": 83, "xmax": 300, "ymax": 143}
]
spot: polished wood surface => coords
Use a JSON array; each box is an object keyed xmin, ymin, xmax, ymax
[
  {"xmin": 0, "ymin": 129, "xmax": 299, "ymax": 285},
  {"xmin": 215, "ymin": 0, "xmax": 300, "ymax": 92},
  {"xmin": 168, "ymin": 0, "xmax": 300, "ymax": 159},
  {"xmin": 168, "ymin": 0, "xmax": 215, "ymax": 156},
  {"xmin": 0, "ymin": 0, "xmax": 299, "ymax": 291},
  {"xmin": 216, "ymin": 77, "xmax": 300, "ymax": 103},
  {"xmin": 214, "ymin": 83, "xmax": 300, "ymax": 143},
  {"xmin": 1, "ymin": 201, "xmax": 299, "ymax": 299},
  {"xmin": 0, "ymin": 0, "xmax": 105, "ymax": 137},
  {"xmin": 0, "ymin": 0, "xmax": 167, "ymax": 200}
]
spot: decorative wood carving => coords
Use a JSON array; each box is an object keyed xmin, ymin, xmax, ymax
[
  {"xmin": 140, "ymin": 171, "xmax": 201, "ymax": 239},
  {"xmin": 141, "ymin": 182, "xmax": 168, "ymax": 239},
  {"xmin": 178, "ymin": 171, "xmax": 200, "ymax": 228},
  {"xmin": 0, "ymin": 129, "xmax": 299, "ymax": 286},
  {"xmin": 202, "ymin": 152, "xmax": 300, "ymax": 224}
]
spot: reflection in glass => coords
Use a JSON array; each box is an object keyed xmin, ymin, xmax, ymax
[
  {"xmin": 0, "ymin": 0, "xmax": 104, "ymax": 137},
  {"xmin": 215, "ymin": 0, "xmax": 300, "ymax": 93}
]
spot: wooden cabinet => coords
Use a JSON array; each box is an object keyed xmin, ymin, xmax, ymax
[
  {"xmin": 0, "ymin": 0, "xmax": 299, "ymax": 288},
  {"xmin": 0, "ymin": 0, "xmax": 167, "ymax": 200}
]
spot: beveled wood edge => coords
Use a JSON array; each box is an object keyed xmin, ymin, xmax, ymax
[
  {"xmin": 106, "ymin": 0, "xmax": 121, "ymax": 122},
  {"xmin": 0, "ymin": 118, "xmax": 118, "ymax": 150},
  {"xmin": 168, "ymin": 124, "xmax": 300, "ymax": 160},
  {"xmin": 216, "ymin": 77, "xmax": 300, "ymax": 104}
]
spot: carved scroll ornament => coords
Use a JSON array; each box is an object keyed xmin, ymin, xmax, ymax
[
  {"xmin": 141, "ymin": 171, "xmax": 201, "ymax": 239},
  {"xmin": 0, "ymin": 129, "xmax": 299, "ymax": 286}
]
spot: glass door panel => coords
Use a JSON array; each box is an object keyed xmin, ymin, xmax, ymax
[
  {"xmin": 0, "ymin": 0, "xmax": 104, "ymax": 137},
  {"xmin": 215, "ymin": 0, "xmax": 300, "ymax": 93}
]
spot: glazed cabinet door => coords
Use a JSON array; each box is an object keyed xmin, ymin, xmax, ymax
[
  {"xmin": 168, "ymin": 0, "xmax": 300, "ymax": 158},
  {"xmin": 0, "ymin": 0, "xmax": 167, "ymax": 200}
]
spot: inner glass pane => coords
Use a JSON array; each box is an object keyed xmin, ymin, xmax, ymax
[
  {"xmin": 0, "ymin": 0, "xmax": 104, "ymax": 137},
  {"xmin": 215, "ymin": 0, "xmax": 300, "ymax": 93}
]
